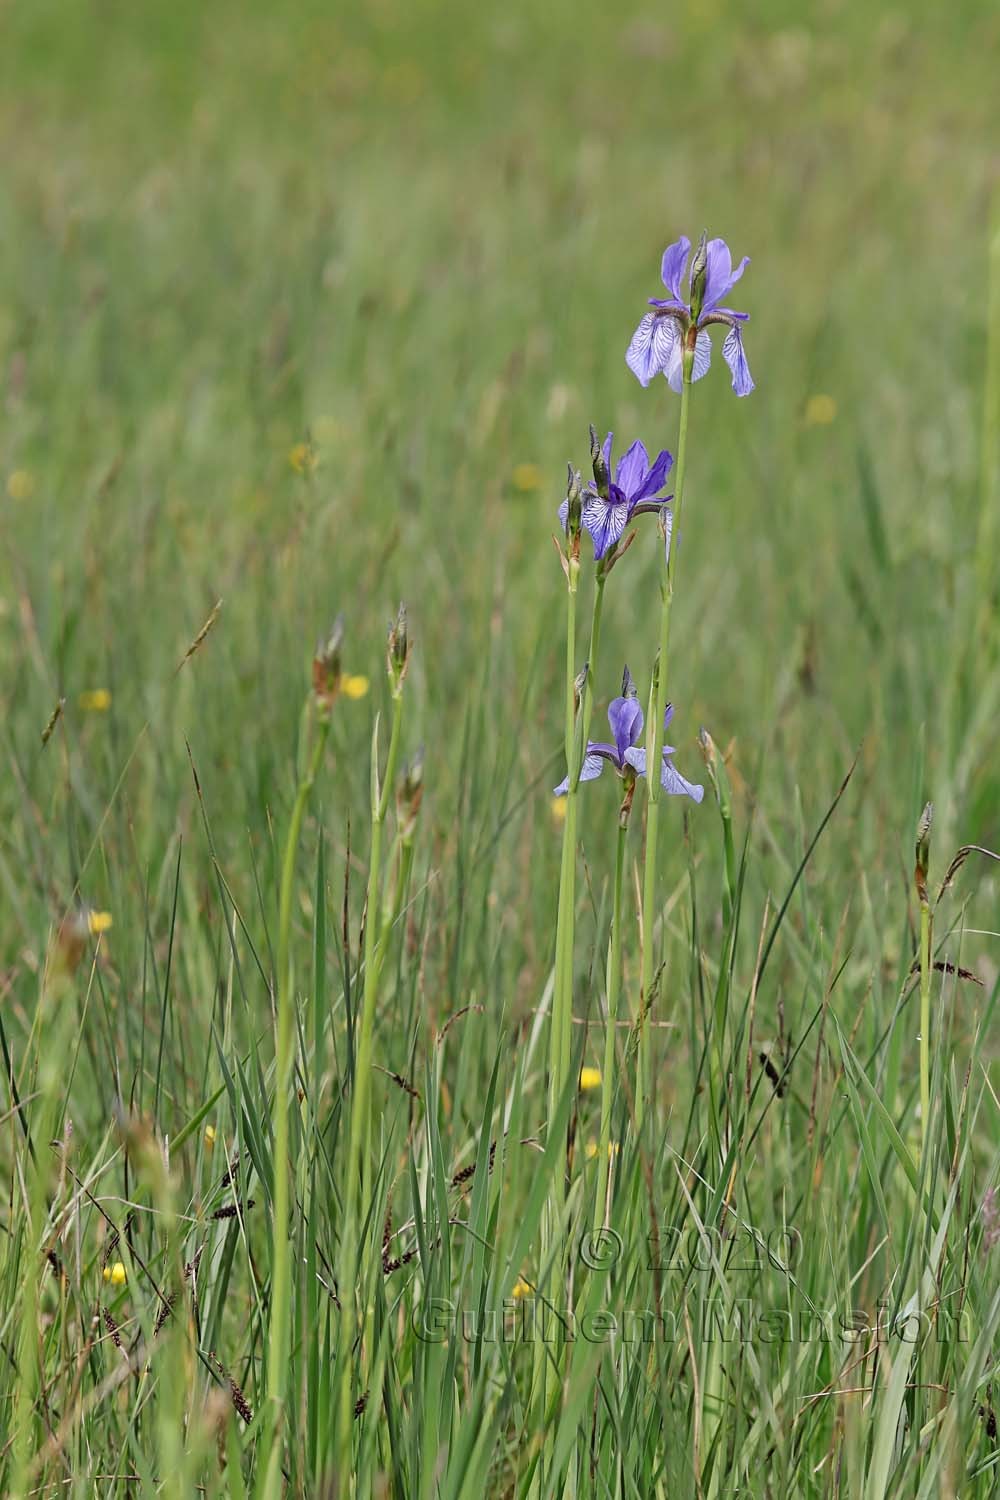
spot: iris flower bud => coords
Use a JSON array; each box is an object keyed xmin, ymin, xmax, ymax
[
  {"xmin": 688, "ymin": 231, "xmax": 709, "ymax": 320},
  {"xmin": 590, "ymin": 424, "xmax": 611, "ymax": 501},
  {"xmin": 564, "ymin": 465, "xmax": 583, "ymax": 542}
]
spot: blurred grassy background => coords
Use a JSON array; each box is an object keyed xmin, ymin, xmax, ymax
[{"xmin": 1, "ymin": 0, "xmax": 998, "ymax": 1128}]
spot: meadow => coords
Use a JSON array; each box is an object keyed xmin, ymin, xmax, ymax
[{"xmin": 1, "ymin": 0, "xmax": 999, "ymax": 1493}]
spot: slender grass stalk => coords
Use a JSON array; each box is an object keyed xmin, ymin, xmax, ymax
[
  {"xmin": 549, "ymin": 556, "xmax": 579, "ymax": 1130},
  {"xmin": 261, "ymin": 709, "xmax": 330, "ymax": 1487},
  {"xmin": 918, "ymin": 901, "xmax": 931, "ymax": 1157},
  {"xmin": 637, "ymin": 352, "xmax": 693, "ymax": 1130},
  {"xmin": 575, "ymin": 577, "xmax": 606, "ymax": 787},
  {"xmin": 915, "ymin": 801, "xmax": 933, "ymax": 1165},
  {"xmin": 535, "ymin": 534, "xmax": 582, "ymax": 1492},
  {"xmin": 553, "ymin": 574, "xmax": 606, "ymax": 1117},
  {"xmin": 356, "ymin": 691, "xmax": 405, "ymax": 1187},
  {"xmin": 594, "ymin": 800, "xmax": 629, "ymax": 1232},
  {"xmin": 334, "ymin": 681, "xmax": 405, "ymax": 1475},
  {"xmin": 10, "ymin": 977, "xmax": 60, "ymax": 1498},
  {"xmin": 538, "ymin": 512, "xmax": 607, "ymax": 1485}
]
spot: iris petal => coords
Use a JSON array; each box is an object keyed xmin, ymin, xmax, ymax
[
  {"xmin": 660, "ymin": 237, "xmax": 691, "ymax": 300},
  {"xmin": 633, "ymin": 449, "xmax": 673, "ymax": 502},
  {"xmin": 554, "ymin": 752, "xmax": 605, "ymax": 796},
  {"xmin": 626, "ymin": 313, "xmax": 677, "ymax": 387},
  {"xmin": 659, "ymin": 755, "xmax": 705, "ymax": 802},
  {"xmin": 614, "ymin": 439, "xmax": 649, "ymax": 499},
  {"xmin": 664, "ymin": 327, "xmax": 710, "ymax": 392},
  {"xmin": 607, "ymin": 696, "xmax": 643, "ymax": 764},
  {"xmin": 702, "ymin": 239, "xmax": 749, "ymax": 313},
  {"xmin": 581, "ymin": 495, "xmax": 631, "ymax": 560},
  {"xmin": 722, "ymin": 325, "xmax": 755, "ymax": 396}
]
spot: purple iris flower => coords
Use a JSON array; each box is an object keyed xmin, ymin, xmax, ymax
[
  {"xmin": 558, "ymin": 432, "xmax": 673, "ymax": 561},
  {"xmin": 554, "ymin": 669, "xmax": 704, "ymax": 802},
  {"xmin": 626, "ymin": 234, "xmax": 754, "ymax": 397}
]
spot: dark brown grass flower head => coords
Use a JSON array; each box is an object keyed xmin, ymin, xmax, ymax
[
  {"xmin": 312, "ymin": 615, "xmax": 345, "ymax": 710},
  {"xmin": 210, "ymin": 1353, "xmax": 253, "ymax": 1425}
]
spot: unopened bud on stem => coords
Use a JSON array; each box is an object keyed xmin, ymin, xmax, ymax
[
  {"xmin": 312, "ymin": 615, "xmax": 345, "ymax": 711},
  {"xmin": 915, "ymin": 801, "xmax": 933, "ymax": 904},
  {"xmin": 564, "ymin": 464, "xmax": 583, "ymax": 543},
  {"xmin": 573, "ymin": 661, "xmax": 589, "ymax": 715},
  {"xmin": 590, "ymin": 425, "xmax": 610, "ymax": 501},
  {"xmin": 688, "ymin": 231, "xmax": 709, "ymax": 320},
  {"xmin": 397, "ymin": 748, "xmax": 424, "ymax": 842},
  {"xmin": 387, "ymin": 603, "xmax": 410, "ymax": 692}
]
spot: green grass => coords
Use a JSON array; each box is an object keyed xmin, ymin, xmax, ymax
[{"xmin": 2, "ymin": 0, "xmax": 1000, "ymax": 1493}]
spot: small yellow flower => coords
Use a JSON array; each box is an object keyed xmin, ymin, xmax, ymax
[
  {"xmin": 511, "ymin": 1278, "xmax": 533, "ymax": 1299},
  {"xmin": 579, "ymin": 1067, "xmax": 602, "ymax": 1092},
  {"xmin": 79, "ymin": 689, "xmax": 112, "ymax": 712},
  {"xmin": 288, "ymin": 441, "xmax": 318, "ymax": 476},
  {"xmin": 342, "ymin": 673, "xmax": 370, "ymax": 700},
  {"xmin": 103, "ymin": 1261, "xmax": 127, "ymax": 1286},
  {"xmin": 87, "ymin": 911, "xmax": 113, "ymax": 936},
  {"xmin": 7, "ymin": 469, "xmax": 36, "ymax": 501},
  {"xmin": 511, "ymin": 462, "xmax": 542, "ymax": 492},
  {"xmin": 585, "ymin": 1139, "xmax": 620, "ymax": 1160},
  {"xmin": 551, "ymin": 796, "xmax": 567, "ymax": 824},
  {"xmin": 204, "ymin": 1125, "xmax": 217, "ymax": 1149},
  {"xmin": 804, "ymin": 394, "xmax": 837, "ymax": 427}
]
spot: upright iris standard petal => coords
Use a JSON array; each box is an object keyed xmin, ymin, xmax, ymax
[
  {"xmin": 626, "ymin": 313, "xmax": 677, "ymax": 387},
  {"xmin": 614, "ymin": 440, "xmax": 650, "ymax": 497},
  {"xmin": 632, "ymin": 448, "xmax": 673, "ymax": 502},
  {"xmin": 660, "ymin": 237, "xmax": 691, "ymax": 301},
  {"xmin": 607, "ymin": 695, "xmax": 643, "ymax": 764},
  {"xmin": 702, "ymin": 239, "xmax": 749, "ymax": 313},
  {"xmin": 722, "ymin": 325, "xmax": 755, "ymax": 397}
]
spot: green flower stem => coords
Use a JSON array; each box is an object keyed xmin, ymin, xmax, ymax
[
  {"xmin": 551, "ymin": 571, "xmax": 606, "ymax": 1119},
  {"xmin": 334, "ymin": 686, "xmax": 405, "ymax": 1474},
  {"xmin": 10, "ymin": 962, "xmax": 78, "ymax": 1500},
  {"xmin": 919, "ymin": 897, "xmax": 932, "ymax": 1164},
  {"xmin": 573, "ymin": 574, "xmax": 606, "ymax": 788},
  {"xmin": 637, "ymin": 356, "xmax": 693, "ymax": 1132},
  {"xmin": 261, "ymin": 709, "xmax": 330, "ymax": 1488},
  {"xmin": 594, "ymin": 810, "xmax": 628, "ymax": 1232},
  {"xmin": 548, "ymin": 555, "xmax": 579, "ymax": 1136}
]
